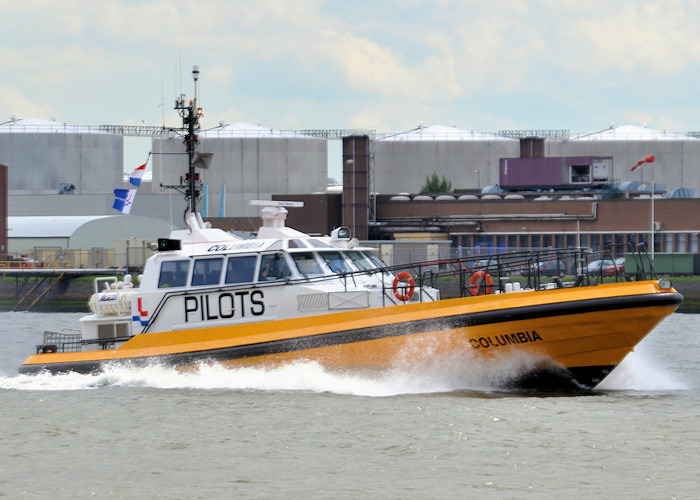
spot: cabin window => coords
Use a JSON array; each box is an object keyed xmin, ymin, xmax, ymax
[
  {"xmin": 288, "ymin": 239, "xmax": 307, "ymax": 249},
  {"xmin": 291, "ymin": 252, "xmax": 324, "ymax": 276},
  {"xmin": 362, "ymin": 251, "xmax": 386, "ymax": 269},
  {"xmin": 570, "ymin": 165, "xmax": 591, "ymax": 184},
  {"xmin": 258, "ymin": 253, "xmax": 292, "ymax": 281},
  {"xmin": 191, "ymin": 258, "xmax": 223, "ymax": 286},
  {"xmin": 345, "ymin": 250, "xmax": 375, "ymax": 271},
  {"xmin": 225, "ymin": 255, "xmax": 257, "ymax": 284},
  {"xmin": 267, "ymin": 240, "xmax": 283, "ymax": 250},
  {"xmin": 320, "ymin": 252, "xmax": 354, "ymax": 273},
  {"xmin": 158, "ymin": 260, "xmax": 190, "ymax": 288}
]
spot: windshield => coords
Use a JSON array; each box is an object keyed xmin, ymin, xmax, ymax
[
  {"xmin": 290, "ymin": 252, "xmax": 324, "ymax": 276},
  {"xmin": 319, "ymin": 252, "xmax": 354, "ymax": 273},
  {"xmin": 344, "ymin": 251, "xmax": 377, "ymax": 271}
]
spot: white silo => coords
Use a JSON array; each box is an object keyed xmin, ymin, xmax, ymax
[
  {"xmin": 0, "ymin": 117, "xmax": 123, "ymax": 196},
  {"xmin": 150, "ymin": 122, "xmax": 327, "ymax": 218},
  {"xmin": 373, "ymin": 124, "xmax": 519, "ymax": 194}
]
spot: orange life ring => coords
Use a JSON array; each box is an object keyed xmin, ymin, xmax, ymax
[
  {"xmin": 469, "ymin": 270, "xmax": 494, "ymax": 296},
  {"xmin": 392, "ymin": 271, "xmax": 415, "ymax": 302}
]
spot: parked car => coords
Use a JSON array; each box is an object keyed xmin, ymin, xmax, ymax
[
  {"xmin": 466, "ymin": 258, "xmax": 498, "ymax": 272},
  {"xmin": 586, "ymin": 259, "xmax": 614, "ymax": 275},
  {"xmin": 463, "ymin": 257, "xmax": 511, "ymax": 277},
  {"xmin": 604, "ymin": 257, "xmax": 625, "ymax": 276},
  {"xmin": 523, "ymin": 260, "xmax": 566, "ymax": 277},
  {"xmin": 9, "ymin": 256, "xmax": 44, "ymax": 268}
]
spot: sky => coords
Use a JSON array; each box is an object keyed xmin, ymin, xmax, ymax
[{"xmin": 3, "ymin": 0, "xmax": 700, "ymax": 178}]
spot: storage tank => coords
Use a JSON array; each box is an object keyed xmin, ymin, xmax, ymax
[
  {"xmin": 0, "ymin": 117, "xmax": 123, "ymax": 194},
  {"xmin": 373, "ymin": 124, "xmax": 519, "ymax": 193},
  {"xmin": 151, "ymin": 122, "xmax": 327, "ymax": 217}
]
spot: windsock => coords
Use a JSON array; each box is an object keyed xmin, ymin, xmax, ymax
[{"xmin": 630, "ymin": 155, "xmax": 655, "ymax": 171}]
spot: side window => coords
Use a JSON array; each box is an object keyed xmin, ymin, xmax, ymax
[
  {"xmin": 258, "ymin": 254, "xmax": 291, "ymax": 281},
  {"xmin": 158, "ymin": 260, "xmax": 190, "ymax": 288},
  {"xmin": 225, "ymin": 255, "xmax": 257, "ymax": 284},
  {"xmin": 291, "ymin": 252, "xmax": 324, "ymax": 276},
  {"xmin": 191, "ymin": 258, "xmax": 223, "ymax": 286}
]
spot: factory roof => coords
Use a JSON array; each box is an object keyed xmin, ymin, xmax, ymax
[{"xmin": 8, "ymin": 215, "xmax": 172, "ymax": 249}]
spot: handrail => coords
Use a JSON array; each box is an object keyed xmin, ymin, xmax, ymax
[{"xmin": 0, "ymin": 260, "xmax": 71, "ymax": 269}]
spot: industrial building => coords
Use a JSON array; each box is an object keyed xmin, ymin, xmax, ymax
[
  {"xmin": 1, "ymin": 119, "xmax": 328, "ymax": 225},
  {"xmin": 330, "ymin": 132, "xmax": 700, "ymax": 266},
  {"xmin": 371, "ymin": 124, "xmax": 700, "ymax": 195},
  {"xmin": 5, "ymin": 214, "xmax": 170, "ymax": 269},
  {"xmin": 3, "ymin": 116, "xmax": 700, "ymax": 270}
]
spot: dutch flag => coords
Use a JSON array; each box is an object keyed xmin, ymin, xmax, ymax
[{"xmin": 129, "ymin": 163, "xmax": 147, "ymax": 187}]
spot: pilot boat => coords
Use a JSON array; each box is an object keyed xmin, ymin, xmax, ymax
[
  {"xmin": 19, "ymin": 202, "xmax": 683, "ymax": 389},
  {"xmin": 17, "ymin": 66, "xmax": 683, "ymax": 388}
]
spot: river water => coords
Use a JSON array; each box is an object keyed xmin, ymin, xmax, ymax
[{"xmin": 0, "ymin": 311, "xmax": 699, "ymax": 499}]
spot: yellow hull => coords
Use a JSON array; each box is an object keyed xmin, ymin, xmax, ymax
[{"xmin": 20, "ymin": 280, "xmax": 682, "ymax": 388}]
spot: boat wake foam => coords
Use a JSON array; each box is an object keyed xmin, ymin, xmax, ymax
[
  {"xmin": 0, "ymin": 349, "xmax": 687, "ymax": 395},
  {"xmin": 597, "ymin": 350, "xmax": 689, "ymax": 391},
  {"xmin": 0, "ymin": 360, "xmax": 527, "ymax": 396}
]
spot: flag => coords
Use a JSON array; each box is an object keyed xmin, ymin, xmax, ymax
[
  {"xmin": 129, "ymin": 162, "xmax": 147, "ymax": 187},
  {"xmin": 113, "ymin": 188, "xmax": 137, "ymax": 214}
]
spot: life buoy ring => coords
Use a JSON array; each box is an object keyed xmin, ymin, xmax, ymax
[
  {"xmin": 469, "ymin": 270, "xmax": 494, "ymax": 296},
  {"xmin": 392, "ymin": 271, "xmax": 415, "ymax": 302}
]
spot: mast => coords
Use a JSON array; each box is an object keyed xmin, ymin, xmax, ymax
[{"xmin": 172, "ymin": 65, "xmax": 204, "ymax": 215}]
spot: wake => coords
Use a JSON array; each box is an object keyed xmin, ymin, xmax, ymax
[{"xmin": 0, "ymin": 347, "xmax": 688, "ymax": 395}]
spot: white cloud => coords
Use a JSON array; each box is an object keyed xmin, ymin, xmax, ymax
[
  {"xmin": 0, "ymin": 87, "xmax": 58, "ymax": 120},
  {"xmin": 347, "ymin": 101, "xmax": 436, "ymax": 132},
  {"xmin": 540, "ymin": 1, "xmax": 700, "ymax": 75},
  {"xmin": 2, "ymin": 0, "xmax": 700, "ymax": 135}
]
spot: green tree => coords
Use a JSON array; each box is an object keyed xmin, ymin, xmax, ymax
[{"xmin": 420, "ymin": 171, "xmax": 452, "ymax": 194}]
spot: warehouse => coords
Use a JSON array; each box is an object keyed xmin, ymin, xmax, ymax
[{"xmin": 7, "ymin": 215, "xmax": 172, "ymax": 268}]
